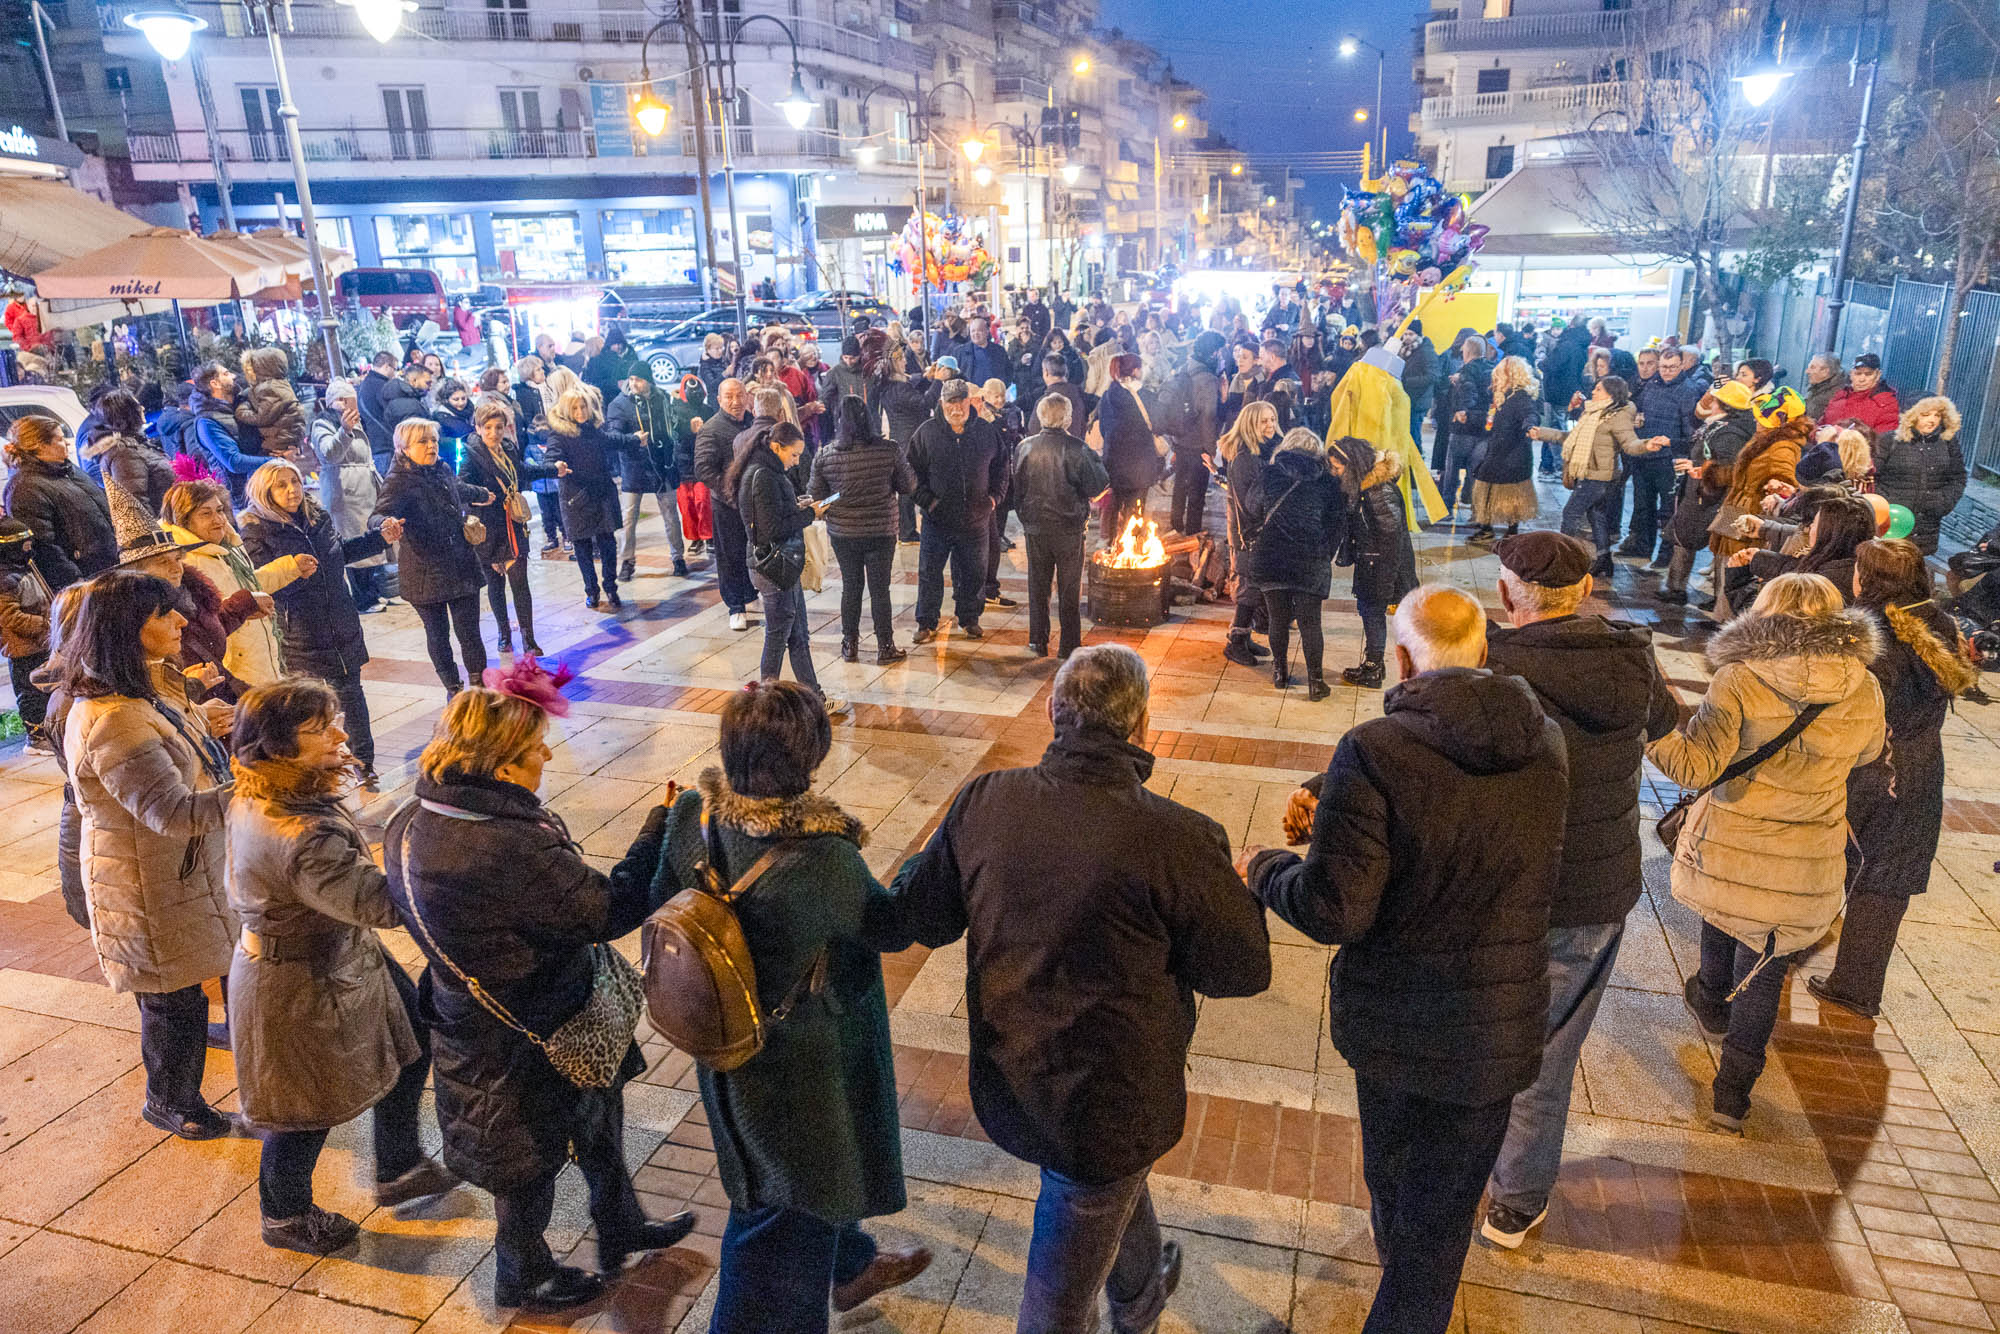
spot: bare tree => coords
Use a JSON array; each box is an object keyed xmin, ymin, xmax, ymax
[{"xmin": 1569, "ymin": 1, "xmax": 1807, "ymax": 361}]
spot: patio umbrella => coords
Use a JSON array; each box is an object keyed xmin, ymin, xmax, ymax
[
  {"xmin": 30, "ymin": 227, "xmax": 284, "ymax": 303},
  {"xmin": 246, "ymin": 227, "xmax": 355, "ymax": 287}
]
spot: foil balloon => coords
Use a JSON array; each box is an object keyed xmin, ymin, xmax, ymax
[
  {"xmin": 1336, "ymin": 164, "xmax": 1490, "ymax": 332},
  {"xmin": 886, "ymin": 210, "xmax": 996, "ymax": 292}
]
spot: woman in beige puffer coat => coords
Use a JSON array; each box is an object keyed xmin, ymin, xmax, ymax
[
  {"xmin": 1646, "ymin": 571, "xmax": 1884, "ymax": 1133},
  {"xmin": 62, "ymin": 570, "xmax": 238, "ymax": 1141}
]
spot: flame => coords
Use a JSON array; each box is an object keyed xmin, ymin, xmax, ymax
[{"xmin": 1099, "ymin": 513, "xmax": 1168, "ymax": 569}]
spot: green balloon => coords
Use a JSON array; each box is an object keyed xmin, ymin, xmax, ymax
[{"xmin": 1886, "ymin": 503, "xmax": 1916, "ymax": 540}]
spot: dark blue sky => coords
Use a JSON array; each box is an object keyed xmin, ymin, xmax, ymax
[{"xmin": 1097, "ymin": 0, "xmax": 1425, "ymax": 216}]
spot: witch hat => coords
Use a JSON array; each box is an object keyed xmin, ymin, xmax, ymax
[{"xmin": 106, "ymin": 478, "xmax": 192, "ymax": 567}]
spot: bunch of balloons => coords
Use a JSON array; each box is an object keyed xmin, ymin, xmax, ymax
[
  {"xmin": 887, "ymin": 211, "xmax": 995, "ymax": 291},
  {"xmin": 1336, "ymin": 162, "xmax": 1490, "ymax": 330}
]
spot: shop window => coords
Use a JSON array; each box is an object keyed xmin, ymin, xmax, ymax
[
  {"xmin": 601, "ymin": 207, "xmax": 698, "ymax": 286},
  {"xmin": 492, "ymin": 212, "xmax": 586, "ymax": 283},
  {"xmin": 375, "ymin": 213, "xmax": 477, "ymax": 290},
  {"xmin": 1476, "ymin": 68, "xmax": 1511, "ymax": 94},
  {"xmin": 1485, "ymin": 144, "xmax": 1515, "ymax": 180}
]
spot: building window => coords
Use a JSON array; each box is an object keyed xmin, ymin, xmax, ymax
[
  {"xmin": 382, "ymin": 87, "xmax": 432, "ymax": 159},
  {"xmin": 498, "ymin": 88, "xmax": 549, "ymax": 155},
  {"xmin": 1476, "ymin": 68, "xmax": 1511, "ymax": 94},
  {"xmin": 1485, "ymin": 144, "xmax": 1515, "ymax": 179},
  {"xmin": 375, "ymin": 213, "xmax": 477, "ymax": 290},
  {"xmin": 947, "ymin": 53, "xmax": 961, "ymax": 73},
  {"xmin": 239, "ymin": 86, "xmax": 286, "ymax": 162},
  {"xmin": 1483, "ymin": 0, "xmax": 1512, "ymax": 15},
  {"xmin": 104, "ymin": 66, "xmax": 131, "ymax": 93},
  {"xmin": 485, "ymin": 0, "xmax": 528, "ymax": 40},
  {"xmin": 492, "ymin": 212, "xmax": 585, "ymax": 282},
  {"xmin": 600, "ymin": 207, "xmax": 698, "ymax": 286}
]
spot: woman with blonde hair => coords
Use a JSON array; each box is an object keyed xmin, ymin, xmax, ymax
[
  {"xmin": 371, "ymin": 418, "xmax": 493, "ymax": 696},
  {"xmin": 160, "ymin": 477, "xmax": 299, "ymax": 686},
  {"xmin": 1646, "ymin": 570, "xmax": 1885, "ymax": 1132},
  {"xmin": 543, "ymin": 386, "xmax": 634, "ymax": 610},
  {"xmin": 1469, "ymin": 355, "xmax": 1541, "ymax": 540},
  {"xmin": 387, "ymin": 671, "xmax": 694, "ymax": 1313},
  {"xmin": 1215, "ymin": 399, "xmax": 1281, "ymax": 667},
  {"xmin": 1873, "ymin": 395, "xmax": 1966, "ymax": 555}
]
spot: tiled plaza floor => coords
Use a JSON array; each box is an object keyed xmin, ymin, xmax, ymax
[{"xmin": 1, "ymin": 475, "xmax": 1998, "ymax": 1332}]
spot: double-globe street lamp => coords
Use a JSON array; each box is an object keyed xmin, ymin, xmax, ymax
[
  {"xmin": 124, "ymin": 0, "xmax": 418, "ymax": 377},
  {"xmin": 853, "ymin": 78, "xmax": 976, "ymax": 337},
  {"xmin": 635, "ymin": 13, "xmax": 816, "ymax": 340},
  {"xmin": 963, "ymin": 119, "xmax": 1043, "ymax": 289}
]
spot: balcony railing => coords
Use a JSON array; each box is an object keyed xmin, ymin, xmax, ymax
[
  {"xmin": 1421, "ymin": 79, "xmax": 1686, "ymax": 127},
  {"xmin": 993, "ymin": 74, "xmax": 1052, "ymax": 105},
  {"xmin": 97, "ymin": 2, "xmax": 928, "ymax": 69},
  {"xmin": 124, "ymin": 123, "xmax": 857, "ymax": 169},
  {"xmin": 992, "ymin": 1, "xmax": 1060, "ymax": 35},
  {"xmin": 1424, "ymin": 8, "xmax": 1638, "ymax": 53}
]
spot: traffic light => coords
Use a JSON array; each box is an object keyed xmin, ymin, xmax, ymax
[{"xmin": 1064, "ymin": 107, "xmax": 1081, "ymax": 151}]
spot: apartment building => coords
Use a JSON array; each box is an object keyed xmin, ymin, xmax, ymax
[{"xmin": 77, "ymin": 0, "xmax": 1288, "ymax": 304}]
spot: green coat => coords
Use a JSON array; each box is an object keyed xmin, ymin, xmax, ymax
[{"xmin": 651, "ymin": 771, "xmax": 905, "ymax": 1224}]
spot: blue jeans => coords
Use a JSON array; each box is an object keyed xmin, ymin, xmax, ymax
[
  {"xmin": 710, "ymin": 1206, "xmax": 876, "ymax": 1334},
  {"xmin": 1487, "ymin": 921, "xmax": 1625, "ymax": 1215},
  {"xmin": 1019, "ymin": 1167, "xmax": 1167, "ymax": 1334},
  {"xmin": 915, "ymin": 514, "xmax": 990, "ymax": 633},
  {"xmin": 1561, "ymin": 478, "xmax": 1619, "ymax": 555},
  {"xmin": 1441, "ymin": 433, "xmax": 1482, "ymax": 508},
  {"xmin": 757, "ymin": 578, "xmax": 821, "ymax": 694}
]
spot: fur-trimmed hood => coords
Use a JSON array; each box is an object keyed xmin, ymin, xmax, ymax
[
  {"xmin": 1896, "ymin": 395, "xmax": 1961, "ymax": 442},
  {"xmin": 1358, "ymin": 449, "xmax": 1402, "ymax": 492},
  {"xmin": 1883, "ymin": 601, "xmax": 1980, "ymax": 696},
  {"xmin": 1708, "ymin": 608, "xmax": 1883, "ymax": 705},
  {"xmin": 696, "ymin": 766, "xmax": 866, "ymax": 846}
]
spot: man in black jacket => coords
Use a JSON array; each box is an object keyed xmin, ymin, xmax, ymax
[
  {"xmin": 693, "ymin": 378, "xmax": 757, "ymax": 628},
  {"xmin": 907, "ymin": 380, "xmax": 1006, "ymax": 642},
  {"xmin": 376, "ymin": 365, "xmax": 436, "ymax": 475},
  {"xmin": 871, "ymin": 645, "xmax": 1270, "ymax": 1334},
  {"xmin": 1245, "ymin": 584, "xmax": 1567, "ymax": 1334},
  {"xmin": 1014, "ymin": 393, "xmax": 1111, "ymax": 657},
  {"xmin": 1539, "ymin": 317, "xmax": 1593, "ymax": 475},
  {"xmin": 606, "ymin": 371, "xmax": 688, "ymax": 580},
  {"xmin": 1477, "ymin": 534, "xmax": 1678, "ymax": 1250},
  {"xmin": 356, "ymin": 351, "xmax": 398, "ymax": 465},
  {"xmin": 1037, "ymin": 354, "xmax": 1087, "ymax": 447},
  {"xmin": 1399, "ymin": 325, "xmax": 1439, "ymax": 446}
]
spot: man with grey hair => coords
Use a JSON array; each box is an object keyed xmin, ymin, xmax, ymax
[
  {"xmin": 693, "ymin": 376, "xmax": 756, "ymax": 629},
  {"xmin": 1802, "ymin": 352, "xmax": 1842, "ymax": 424},
  {"xmin": 1013, "ymin": 391, "xmax": 1110, "ymax": 657},
  {"xmin": 1244, "ymin": 582, "xmax": 1567, "ymax": 1334},
  {"xmin": 872, "ymin": 643, "xmax": 1270, "ymax": 1334},
  {"xmin": 907, "ymin": 377, "xmax": 1008, "ymax": 642},
  {"xmin": 1477, "ymin": 533, "xmax": 1676, "ymax": 1251}
]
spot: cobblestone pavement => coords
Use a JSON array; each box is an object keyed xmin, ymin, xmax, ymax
[{"xmin": 1, "ymin": 480, "xmax": 1997, "ymax": 1333}]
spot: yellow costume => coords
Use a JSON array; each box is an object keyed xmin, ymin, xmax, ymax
[{"xmin": 1324, "ymin": 349, "xmax": 1448, "ymax": 530}]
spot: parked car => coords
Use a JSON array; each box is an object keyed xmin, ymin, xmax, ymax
[
  {"xmin": 629, "ymin": 303, "xmax": 802, "ymax": 380},
  {"xmin": 0, "ymin": 385, "xmax": 88, "ymax": 449},
  {"xmin": 785, "ymin": 290, "xmax": 894, "ymax": 337},
  {"xmin": 337, "ymin": 267, "xmax": 451, "ymax": 329}
]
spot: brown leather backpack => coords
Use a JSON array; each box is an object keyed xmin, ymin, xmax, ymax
[{"xmin": 640, "ymin": 805, "xmax": 824, "ymax": 1073}]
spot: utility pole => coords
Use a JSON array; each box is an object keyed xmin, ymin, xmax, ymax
[
  {"xmin": 29, "ymin": 2, "xmax": 67, "ymax": 143},
  {"xmin": 255, "ymin": 0, "xmax": 337, "ymax": 375},
  {"xmin": 675, "ymin": 0, "xmax": 722, "ymax": 312},
  {"xmin": 188, "ymin": 47, "xmax": 238, "ymax": 232}
]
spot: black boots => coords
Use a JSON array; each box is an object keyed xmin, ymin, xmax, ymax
[
  {"xmin": 1306, "ymin": 676, "xmax": 1331, "ymax": 702},
  {"xmin": 1343, "ymin": 659, "xmax": 1386, "ymax": 689},
  {"xmin": 841, "ymin": 637, "xmax": 859, "ymax": 663},
  {"xmin": 1222, "ymin": 636, "xmax": 1261, "ymax": 667}
]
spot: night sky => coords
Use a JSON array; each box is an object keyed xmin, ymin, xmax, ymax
[{"xmin": 1095, "ymin": 0, "xmax": 1426, "ymax": 219}]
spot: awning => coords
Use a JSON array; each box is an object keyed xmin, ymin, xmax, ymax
[
  {"xmin": 1470, "ymin": 153, "xmax": 1752, "ymax": 259},
  {"xmin": 0, "ymin": 176, "xmax": 148, "ymax": 278}
]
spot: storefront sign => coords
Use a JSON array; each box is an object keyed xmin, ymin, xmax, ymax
[
  {"xmin": 0, "ymin": 124, "xmax": 81, "ymax": 169},
  {"xmin": 816, "ymin": 204, "xmax": 912, "ymax": 240},
  {"xmin": 589, "ymin": 82, "xmax": 634, "ymax": 159},
  {"xmin": 0, "ymin": 127, "xmax": 39, "ymax": 158}
]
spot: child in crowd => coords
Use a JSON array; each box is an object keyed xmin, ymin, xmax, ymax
[{"xmin": 0, "ymin": 517, "xmax": 54, "ymax": 752}]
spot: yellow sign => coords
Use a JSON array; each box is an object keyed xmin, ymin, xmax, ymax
[{"xmin": 1413, "ymin": 291, "xmax": 1499, "ymax": 352}]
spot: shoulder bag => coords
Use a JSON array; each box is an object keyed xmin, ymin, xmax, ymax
[
  {"xmin": 1656, "ymin": 702, "xmax": 1828, "ymax": 855},
  {"xmin": 394, "ymin": 809, "xmax": 643, "ymax": 1088}
]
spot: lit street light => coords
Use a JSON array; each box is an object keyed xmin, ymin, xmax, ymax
[
  {"xmin": 1338, "ymin": 33, "xmax": 1387, "ymax": 166},
  {"xmin": 1352, "ymin": 108, "xmax": 1369, "ymax": 123},
  {"xmin": 1171, "ymin": 113, "xmax": 1188, "ymax": 132},
  {"xmin": 1072, "ymin": 55, "xmax": 1092, "ymax": 75},
  {"xmin": 1230, "ymin": 162, "xmax": 1243, "ymax": 176},
  {"xmin": 337, "ymin": 0, "xmax": 416, "ymax": 45},
  {"xmin": 961, "ymin": 138, "xmax": 986, "ymax": 163},
  {"xmin": 1061, "ymin": 161, "xmax": 1082, "ymax": 185},
  {"xmin": 122, "ymin": 7, "xmax": 206, "ymax": 61},
  {"xmin": 775, "ymin": 69, "xmax": 817, "ymax": 130},
  {"xmin": 972, "ymin": 165, "xmax": 994, "ymax": 187},
  {"xmin": 1735, "ymin": 70, "xmax": 1792, "ymax": 107},
  {"xmin": 632, "ymin": 88, "xmax": 669, "ymax": 137}
]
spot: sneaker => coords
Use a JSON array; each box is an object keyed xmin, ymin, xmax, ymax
[
  {"xmin": 540, "ymin": 543, "xmax": 562, "ymax": 557},
  {"xmin": 877, "ymin": 644, "xmax": 908, "ymax": 666},
  {"xmin": 359, "ymin": 602, "xmax": 389, "ymax": 614},
  {"xmin": 672, "ymin": 558, "xmax": 690, "ymax": 577},
  {"xmin": 24, "ymin": 736, "xmax": 55, "ymax": 756},
  {"xmin": 832, "ymin": 1244, "xmax": 935, "ymax": 1313},
  {"xmin": 142, "ymin": 1098, "xmax": 234, "ymax": 1141},
  {"xmin": 1683, "ymin": 975, "xmax": 1730, "ymax": 1042},
  {"xmin": 1342, "ymin": 659, "xmax": 1386, "ymax": 689},
  {"xmin": 586, "ymin": 595, "xmax": 602, "ymax": 611},
  {"xmin": 959, "ymin": 624, "xmax": 984, "ymax": 640},
  {"xmin": 986, "ymin": 594, "xmax": 1018, "ymax": 609},
  {"xmin": 688, "ymin": 539, "xmax": 707, "ymax": 557},
  {"xmin": 359, "ymin": 767, "xmax": 381, "ymax": 791},
  {"xmin": 1708, "ymin": 1108, "xmax": 1746, "ymax": 1137},
  {"xmin": 1222, "ymin": 638, "xmax": 1261, "ymax": 668},
  {"xmin": 823, "ymin": 695, "xmax": 852, "ymax": 717},
  {"xmin": 729, "ymin": 611, "xmax": 748, "ymax": 631},
  {"xmin": 1026, "ymin": 641, "xmax": 1048, "ymax": 657},
  {"xmin": 261, "ymin": 1205, "xmax": 360, "ymax": 1256},
  {"xmin": 618, "ymin": 562, "xmax": 637, "ymax": 582},
  {"xmin": 374, "ymin": 1156, "xmax": 458, "ymax": 1208},
  {"xmin": 1479, "ymin": 1200, "xmax": 1549, "ymax": 1250},
  {"xmin": 606, "ymin": 589, "xmax": 623, "ymax": 610}
]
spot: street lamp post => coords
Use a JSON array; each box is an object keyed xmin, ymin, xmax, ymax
[
  {"xmin": 1338, "ymin": 35, "xmax": 1387, "ymax": 167},
  {"xmin": 28, "ymin": 1, "xmax": 68, "ymax": 143},
  {"xmin": 860, "ymin": 78, "xmax": 974, "ymax": 340},
  {"xmin": 968, "ymin": 120, "xmax": 1040, "ymax": 290}
]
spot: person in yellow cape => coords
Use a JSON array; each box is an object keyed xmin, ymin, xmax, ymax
[{"xmin": 1323, "ymin": 345, "xmax": 1448, "ymax": 530}]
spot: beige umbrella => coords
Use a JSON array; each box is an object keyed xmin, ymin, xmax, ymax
[
  {"xmin": 246, "ymin": 227, "xmax": 355, "ymax": 287},
  {"xmin": 31, "ymin": 226, "xmax": 284, "ymax": 303}
]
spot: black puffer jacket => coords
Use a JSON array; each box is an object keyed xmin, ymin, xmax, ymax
[
  {"xmin": 908, "ymin": 413, "xmax": 1007, "ymax": 527},
  {"xmin": 872, "ymin": 377, "xmax": 939, "ymax": 447},
  {"xmin": 239, "ymin": 504, "xmax": 387, "ymax": 680},
  {"xmin": 386, "ymin": 774, "xmax": 665, "ymax": 1192},
  {"xmin": 693, "ymin": 409, "xmax": 750, "ymax": 510},
  {"xmin": 3, "ymin": 455, "xmax": 116, "ymax": 590},
  {"xmin": 1341, "ymin": 453, "xmax": 1420, "ymax": 605},
  {"xmin": 1250, "ymin": 668, "xmax": 1568, "ymax": 1106},
  {"xmin": 870, "ymin": 722, "xmax": 1271, "ymax": 1185},
  {"xmin": 809, "ymin": 432, "xmax": 916, "ymax": 540},
  {"xmin": 1486, "ymin": 615, "xmax": 1679, "ymax": 927},
  {"xmin": 377, "ymin": 376, "xmax": 433, "ymax": 448},
  {"xmin": 371, "ymin": 458, "xmax": 489, "ymax": 605},
  {"xmin": 1221, "ymin": 437, "xmax": 1273, "ymax": 553},
  {"xmin": 1475, "ymin": 389, "xmax": 1538, "ymax": 485},
  {"xmin": 1013, "ymin": 429, "xmax": 1111, "ymax": 535},
  {"xmin": 1669, "ymin": 408, "xmax": 1756, "ymax": 552},
  {"xmin": 1873, "ymin": 425, "xmax": 1967, "ymax": 556},
  {"xmin": 543, "ymin": 421, "xmax": 631, "ymax": 540},
  {"xmin": 605, "ymin": 389, "xmax": 678, "ymax": 492},
  {"xmin": 1248, "ymin": 448, "xmax": 1347, "ymax": 598}
]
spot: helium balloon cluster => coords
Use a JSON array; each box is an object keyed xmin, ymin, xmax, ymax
[
  {"xmin": 1336, "ymin": 163, "xmax": 1489, "ymax": 330},
  {"xmin": 887, "ymin": 211, "xmax": 995, "ymax": 292}
]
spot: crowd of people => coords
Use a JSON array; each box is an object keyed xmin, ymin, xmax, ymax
[{"xmin": 0, "ymin": 280, "xmax": 1989, "ymax": 1334}]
